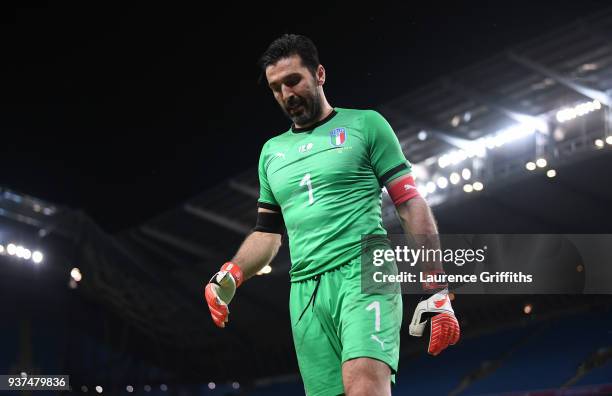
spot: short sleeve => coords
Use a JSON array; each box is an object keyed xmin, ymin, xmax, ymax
[
  {"xmin": 365, "ymin": 110, "xmax": 412, "ymax": 185},
  {"xmin": 257, "ymin": 141, "xmax": 281, "ymax": 210}
]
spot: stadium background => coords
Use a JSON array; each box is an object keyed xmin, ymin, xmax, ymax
[{"xmin": 1, "ymin": 2, "xmax": 612, "ymax": 395}]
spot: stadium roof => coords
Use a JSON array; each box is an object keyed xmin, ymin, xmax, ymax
[{"xmin": 127, "ymin": 7, "xmax": 612, "ymax": 270}]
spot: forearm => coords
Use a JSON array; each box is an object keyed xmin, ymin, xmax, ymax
[
  {"xmin": 396, "ymin": 196, "xmax": 443, "ymax": 273},
  {"xmin": 231, "ymin": 231, "xmax": 282, "ymax": 280}
]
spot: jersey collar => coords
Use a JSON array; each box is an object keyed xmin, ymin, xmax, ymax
[{"xmin": 291, "ymin": 109, "xmax": 338, "ymax": 133}]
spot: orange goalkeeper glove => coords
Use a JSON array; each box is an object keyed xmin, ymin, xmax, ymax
[
  {"xmin": 204, "ymin": 262, "xmax": 244, "ymax": 328},
  {"xmin": 409, "ymin": 289, "xmax": 460, "ymax": 356}
]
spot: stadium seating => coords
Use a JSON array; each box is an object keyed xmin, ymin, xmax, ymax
[{"xmin": 246, "ymin": 309, "xmax": 612, "ymax": 396}]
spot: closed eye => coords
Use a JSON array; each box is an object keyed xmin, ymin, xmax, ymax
[{"xmin": 269, "ymin": 73, "xmax": 302, "ymax": 92}]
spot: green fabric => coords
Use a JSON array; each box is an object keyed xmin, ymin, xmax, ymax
[
  {"xmin": 258, "ymin": 107, "xmax": 411, "ymax": 281},
  {"xmin": 289, "ymin": 259, "xmax": 402, "ymax": 396}
]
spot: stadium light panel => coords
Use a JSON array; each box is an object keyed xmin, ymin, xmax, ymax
[
  {"xmin": 431, "ymin": 99, "xmax": 601, "ymax": 177},
  {"xmin": 580, "ymin": 63, "xmax": 598, "ymax": 71},
  {"xmin": 483, "ymin": 123, "xmax": 536, "ymax": 149},
  {"xmin": 536, "ymin": 158, "xmax": 547, "ymax": 168},
  {"xmin": 71, "ymin": 268, "xmax": 82, "ymax": 282},
  {"xmin": 257, "ymin": 265, "xmax": 272, "ymax": 275},
  {"xmin": 32, "ymin": 251, "xmax": 43, "ymax": 264},
  {"xmin": 436, "ymin": 176, "xmax": 448, "ymax": 189},
  {"xmin": 556, "ymin": 99, "xmax": 601, "ymax": 123},
  {"xmin": 437, "ymin": 122, "xmax": 536, "ymax": 169},
  {"xmin": 449, "ymin": 172, "xmax": 461, "ymax": 185}
]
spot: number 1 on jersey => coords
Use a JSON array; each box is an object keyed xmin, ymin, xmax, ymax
[{"xmin": 300, "ymin": 173, "xmax": 315, "ymax": 205}]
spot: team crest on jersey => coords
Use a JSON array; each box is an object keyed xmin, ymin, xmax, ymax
[{"xmin": 329, "ymin": 128, "xmax": 347, "ymax": 147}]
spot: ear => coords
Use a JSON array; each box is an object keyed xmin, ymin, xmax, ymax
[{"xmin": 316, "ymin": 65, "xmax": 326, "ymax": 86}]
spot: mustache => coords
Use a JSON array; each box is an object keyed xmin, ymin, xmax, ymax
[{"xmin": 286, "ymin": 96, "xmax": 304, "ymax": 109}]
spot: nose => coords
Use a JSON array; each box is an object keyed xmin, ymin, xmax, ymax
[{"xmin": 281, "ymin": 84, "xmax": 294, "ymax": 100}]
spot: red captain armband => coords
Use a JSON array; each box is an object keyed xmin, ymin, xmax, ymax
[{"xmin": 387, "ymin": 174, "xmax": 420, "ymax": 206}]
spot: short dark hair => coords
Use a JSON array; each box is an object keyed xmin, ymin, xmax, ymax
[{"xmin": 258, "ymin": 34, "xmax": 320, "ymax": 77}]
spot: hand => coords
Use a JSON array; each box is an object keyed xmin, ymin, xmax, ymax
[
  {"xmin": 204, "ymin": 262, "xmax": 243, "ymax": 328},
  {"xmin": 409, "ymin": 290, "xmax": 460, "ymax": 356}
]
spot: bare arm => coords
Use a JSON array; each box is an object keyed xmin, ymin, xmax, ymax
[
  {"xmin": 231, "ymin": 208, "xmax": 282, "ymax": 280},
  {"xmin": 389, "ymin": 177, "xmax": 443, "ymax": 274},
  {"xmin": 204, "ymin": 207, "xmax": 282, "ymax": 328}
]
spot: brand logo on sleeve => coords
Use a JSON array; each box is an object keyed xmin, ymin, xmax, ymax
[{"xmin": 329, "ymin": 128, "xmax": 347, "ymax": 147}]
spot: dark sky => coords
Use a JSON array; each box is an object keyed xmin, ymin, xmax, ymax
[{"xmin": 1, "ymin": 1, "xmax": 609, "ymax": 232}]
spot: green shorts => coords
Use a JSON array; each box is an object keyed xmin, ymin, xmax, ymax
[{"xmin": 289, "ymin": 258, "xmax": 402, "ymax": 396}]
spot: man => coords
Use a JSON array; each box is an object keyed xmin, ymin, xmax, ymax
[{"xmin": 205, "ymin": 34, "xmax": 460, "ymax": 396}]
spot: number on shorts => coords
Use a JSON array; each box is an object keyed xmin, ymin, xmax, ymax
[{"xmin": 366, "ymin": 301, "xmax": 381, "ymax": 332}]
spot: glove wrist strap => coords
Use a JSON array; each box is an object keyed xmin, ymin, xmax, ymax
[
  {"xmin": 421, "ymin": 269, "xmax": 448, "ymax": 293},
  {"xmin": 221, "ymin": 262, "xmax": 244, "ymax": 288}
]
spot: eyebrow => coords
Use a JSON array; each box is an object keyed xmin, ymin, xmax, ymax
[{"xmin": 268, "ymin": 72, "xmax": 301, "ymax": 89}]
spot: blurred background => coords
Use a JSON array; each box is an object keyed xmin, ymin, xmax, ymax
[{"xmin": 1, "ymin": 2, "xmax": 612, "ymax": 395}]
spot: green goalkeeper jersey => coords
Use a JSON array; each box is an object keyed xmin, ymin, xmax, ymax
[{"xmin": 257, "ymin": 107, "xmax": 412, "ymax": 281}]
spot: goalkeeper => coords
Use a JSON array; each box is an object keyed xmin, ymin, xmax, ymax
[{"xmin": 205, "ymin": 34, "xmax": 460, "ymax": 396}]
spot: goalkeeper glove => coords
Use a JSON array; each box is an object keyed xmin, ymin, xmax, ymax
[
  {"xmin": 409, "ymin": 289, "xmax": 460, "ymax": 356},
  {"xmin": 204, "ymin": 262, "xmax": 244, "ymax": 328}
]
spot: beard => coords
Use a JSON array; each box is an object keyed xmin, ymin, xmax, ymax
[{"xmin": 281, "ymin": 88, "xmax": 323, "ymax": 127}]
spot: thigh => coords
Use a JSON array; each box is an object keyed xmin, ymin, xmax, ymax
[
  {"xmin": 342, "ymin": 357, "xmax": 391, "ymax": 396},
  {"xmin": 290, "ymin": 279, "xmax": 345, "ymax": 396}
]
